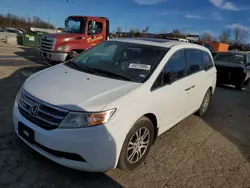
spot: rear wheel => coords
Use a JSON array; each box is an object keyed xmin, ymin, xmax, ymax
[
  {"xmin": 196, "ymin": 89, "xmax": 212, "ymax": 117},
  {"xmin": 118, "ymin": 117, "xmax": 154, "ymax": 171}
]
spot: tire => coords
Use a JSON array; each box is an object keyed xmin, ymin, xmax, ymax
[
  {"xmin": 66, "ymin": 51, "xmax": 79, "ymax": 61},
  {"xmin": 196, "ymin": 89, "xmax": 212, "ymax": 117},
  {"xmin": 118, "ymin": 117, "xmax": 154, "ymax": 171},
  {"xmin": 46, "ymin": 60, "xmax": 60, "ymax": 66},
  {"xmin": 235, "ymin": 80, "xmax": 244, "ymax": 90},
  {"xmin": 244, "ymin": 78, "xmax": 249, "ymax": 86}
]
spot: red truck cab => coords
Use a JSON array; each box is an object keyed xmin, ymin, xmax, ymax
[{"xmin": 40, "ymin": 16, "xmax": 109, "ymax": 63}]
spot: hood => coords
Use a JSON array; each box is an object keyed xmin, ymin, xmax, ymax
[
  {"xmin": 23, "ymin": 64, "xmax": 141, "ymax": 112},
  {"xmin": 47, "ymin": 32, "xmax": 85, "ymax": 40}
]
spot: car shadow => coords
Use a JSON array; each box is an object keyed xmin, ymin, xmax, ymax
[
  {"xmin": 0, "ymin": 66, "xmax": 122, "ymax": 188},
  {"xmin": 202, "ymin": 85, "xmax": 250, "ymax": 162},
  {"xmin": 13, "ymin": 46, "xmax": 46, "ymax": 64}
]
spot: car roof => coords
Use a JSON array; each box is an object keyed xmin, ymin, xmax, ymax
[{"xmin": 109, "ymin": 38, "xmax": 210, "ymax": 52}]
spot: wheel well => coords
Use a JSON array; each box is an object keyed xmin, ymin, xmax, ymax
[
  {"xmin": 208, "ymin": 86, "xmax": 213, "ymax": 93},
  {"xmin": 144, "ymin": 113, "xmax": 158, "ymax": 144},
  {"xmin": 72, "ymin": 49, "xmax": 84, "ymax": 54}
]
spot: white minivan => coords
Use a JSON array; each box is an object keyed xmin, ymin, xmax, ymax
[{"xmin": 13, "ymin": 38, "xmax": 217, "ymax": 172}]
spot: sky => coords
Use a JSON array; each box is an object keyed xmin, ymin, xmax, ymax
[{"xmin": 1, "ymin": 0, "xmax": 250, "ymax": 38}]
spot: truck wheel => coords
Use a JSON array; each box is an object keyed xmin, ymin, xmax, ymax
[
  {"xmin": 118, "ymin": 117, "xmax": 154, "ymax": 171},
  {"xmin": 66, "ymin": 51, "xmax": 79, "ymax": 61},
  {"xmin": 46, "ymin": 60, "xmax": 60, "ymax": 66}
]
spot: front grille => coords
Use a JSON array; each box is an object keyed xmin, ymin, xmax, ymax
[
  {"xmin": 40, "ymin": 35, "xmax": 56, "ymax": 52},
  {"xmin": 18, "ymin": 90, "xmax": 69, "ymax": 130}
]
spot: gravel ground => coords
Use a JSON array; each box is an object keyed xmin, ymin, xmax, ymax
[{"xmin": 0, "ymin": 42, "xmax": 250, "ymax": 188}]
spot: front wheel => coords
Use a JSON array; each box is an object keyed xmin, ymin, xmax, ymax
[
  {"xmin": 118, "ymin": 117, "xmax": 154, "ymax": 171},
  {"xmin": 66, "ymin": 51, "xmax": 79, "ymax": 61},
  {"xmin": 235, "ymin": 80, "xmax": 244, "ymax": 90}
]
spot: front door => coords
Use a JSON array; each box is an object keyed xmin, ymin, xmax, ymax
[
  {"xmin": 87, "ymin": 19, "xmax": 106, "ymax": 48},
  {"xmin": 150, "ymin": 50, "xmax": 189, "ymax": 132}
]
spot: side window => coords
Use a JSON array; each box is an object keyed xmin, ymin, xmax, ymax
[
  {"xmin": 163, "ymin": 50, "xmax": 186, "ymax": 83},
  {"xmin": 95, "ymin": 21, "xmax": 103, "ymax": 34},
  {"xmin": 186, "ymin": 49, "xmax": 202, "ymax": 75},
  {"xmin": 152, "ymin": 50, "xmax": 186, "ymax": 89},
  {"xmin": 202, "ymin": 51, "xmax": 214, "ymax": 70},
  {"xmin": 87, "ymin": 21, "xmax": 103, "ymax": 35}
]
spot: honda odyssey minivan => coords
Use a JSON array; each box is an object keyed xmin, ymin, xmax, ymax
[{"xmin": 13, "ymin": 38, "xmax": 217, "ymax": 171}]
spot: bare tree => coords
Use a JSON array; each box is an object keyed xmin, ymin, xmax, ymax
[
  {"xmin": 141, "ymin": 25, "xmax": 150, "ymax": 37},
  {"xmin": 219, "ymin": 29, "xmax": 231, "ymax": 43},
  {"xmin": 172, "ymin": 29, "xmax": 181, "ymax": 37},
  {"xmin": 116, "ymin": 26, "xmax": 122, "ymax": 33},
  {"xmin": 201, "ymin": 32, "xmax": 214, "ymax": 41},
  {"xmin": 233, "ymin": 27, "xmax": 249, "ymax": 45}
]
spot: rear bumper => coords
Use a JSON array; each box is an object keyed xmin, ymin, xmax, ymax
[
  {"xmin": 216, "ymin": 66, "xmax": 245, "ymax": 85},
  {"xmin": 40, "ymin": 50, "xmax": 68, "ymax": 62}
]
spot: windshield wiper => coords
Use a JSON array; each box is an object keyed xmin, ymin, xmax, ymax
[
  {"xmin": 68, "ymin": 62, "xmax": 98, "ymax": 74},
  {"xmin": 67, "ymin": 62, "xmax": 131, "ymax": 81},
  {"xmin": 90, "ymin": 68, "xmax": 132, "ymax": 81}
]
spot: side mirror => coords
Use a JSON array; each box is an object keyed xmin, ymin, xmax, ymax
[
  {"xmin": 164, "ymin": 72, "xmax": 177, "ymax": 84},
  {"xmin": 89, "ymin": 20, "xmax": 96, "ymax": 35}
]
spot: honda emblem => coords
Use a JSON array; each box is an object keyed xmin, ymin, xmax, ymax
[{"xmin": 29, "ymin": 103, "xmax": 40, "ymax": 117}]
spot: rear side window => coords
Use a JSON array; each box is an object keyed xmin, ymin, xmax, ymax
[
  {"xmin": 202, "ymin": 51, "xmax": 214, "ymax": 70},
  {"xmin": 186, "ymin": 49, "xmax": 202, "ymax": 75}
]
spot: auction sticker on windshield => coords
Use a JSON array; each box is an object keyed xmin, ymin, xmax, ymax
[{"xmin": 129, "ymin": 63, "xmax": 151, "ymax": 70}]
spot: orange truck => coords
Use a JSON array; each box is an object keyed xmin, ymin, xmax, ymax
[
  {"xmin": 208, "ymin": 41, "xmax": 229, "ymax": 52},
  {"xmin": 40, "ymin": 16, "xmax": 110, "ymax": 64}
]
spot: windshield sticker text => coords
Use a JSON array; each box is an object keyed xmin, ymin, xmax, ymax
[{"xmin": 129, "ymin": 63, "xmax": 151, "ymax": 70}]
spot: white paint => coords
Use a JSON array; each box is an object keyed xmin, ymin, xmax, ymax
[{"xmin": 13, "ymin": 38, "xmax": 217, "ymax": 172}]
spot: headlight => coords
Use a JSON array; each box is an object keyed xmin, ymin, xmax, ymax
[
  {"xmin": 16, "ymin": 86, "xmax": 23, "ymax": 105},
  {"xmin": 56, "ymin": 45, "xmax": 69, "ymax": 51},
  {"xmin": 59, "ymin": 109, "xmax": 116, "ymax": 128}
]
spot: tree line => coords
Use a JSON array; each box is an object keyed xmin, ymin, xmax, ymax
[
  {"xmin": 112, "ymin": 26, "xmax": 249, "ymax": 46},
  {"xmin": 0, "ymin": 13, "xmax": 55, "ymax": 29}
]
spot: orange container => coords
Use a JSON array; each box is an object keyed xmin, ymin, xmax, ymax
[{"xmin": 209, "ymin": 42, "xmax": 229, "ymax": 52}]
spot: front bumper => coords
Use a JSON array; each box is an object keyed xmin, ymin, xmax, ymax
[
  {"xmin": 40, "ymin": 50, "xmax": 68, "ymax": 62},
  {"xmin": 13, "ymin": 101, "xmax": 118, "ymax": 172}
]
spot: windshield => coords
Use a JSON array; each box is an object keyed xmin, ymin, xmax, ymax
[
  {"xmin": 64, "ymin": 17, "xmax": 86, "ymax": 34},
  {"xmin": 66, "ymin": 41, "xmax": 169, "ymax": 83},
  {"xmin": 214, "ymin": 53, "xmax": 246, "ymax": 64}
]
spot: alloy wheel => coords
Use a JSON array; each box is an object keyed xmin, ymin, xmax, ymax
[{"xmin": 126, "ymin": 127, "xmax": 150, "ymax": 164}]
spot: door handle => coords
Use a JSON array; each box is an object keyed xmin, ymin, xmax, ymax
[{"xmin": 185, "ymin": 85, "xmax": 196, "ymax": 91}]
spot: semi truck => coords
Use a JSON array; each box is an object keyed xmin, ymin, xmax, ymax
[{"xmin": 40, "ymin": 16, "xmax": 110, "ymax": 64}]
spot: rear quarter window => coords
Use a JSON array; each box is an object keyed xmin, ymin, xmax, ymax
[
  {"xmin": 202, "ymin": 51, "xmax": 214, "ymax": 70},
  {"xmin": 186, "ymin": 49, "xmax": 203, "ymax": 75}
]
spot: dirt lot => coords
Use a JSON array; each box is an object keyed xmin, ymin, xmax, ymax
[{"xmin": 0, "ymin": 42, "xmax": 250, "ymax": 188}]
